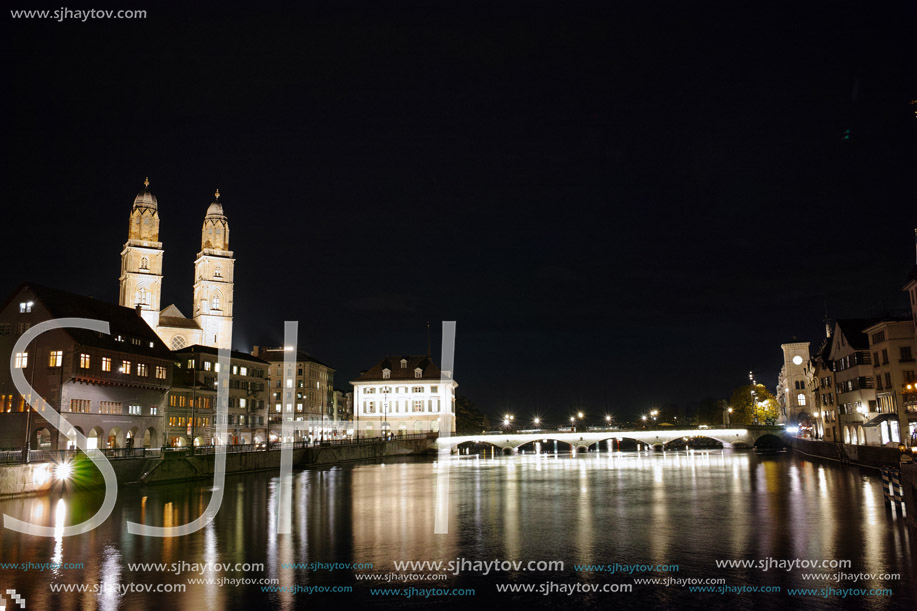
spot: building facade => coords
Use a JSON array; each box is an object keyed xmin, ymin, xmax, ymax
[
  {"xmin": 351, "ymin": 355, "xmax": 456, "ymax": 438},
  {"xmin": 0, "ymin": 283, "xmax": 172, "ymax": 451},
  {"xmin": 251, "ymin": 346, "xmax": 336, "ymax": 442},
  {"xmin": 863, "ymin": 319, "xmax": 915, "ymax": 445},
  {"xmin": 828, "ymin": 319, "xmax": 878, "ymax": 445},
  {"xmin": 119, "ymin": 179, "xmax": 235, "ymax": 352},
  {"xmin": 167, "ymin": 346, "xmax": 269, "ymax": 447}
]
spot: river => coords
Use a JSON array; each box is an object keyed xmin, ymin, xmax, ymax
[{"xmin": 0, "ymin": 449, "xmax": 914, "ymax": 610}]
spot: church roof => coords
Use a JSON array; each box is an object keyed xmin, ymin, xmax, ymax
[
  {"xmin": 352, "ymin": 355, "xmax": 447, "ymax": 383},
  {"xmin": 133, "ymin": 177, "xmax": 157, "ymax": 209},
  {"xmin": 2, "ymin": 282, "xmax": 173, "ymax": 360},
  {"xmin": 205, "ymin": 189, "xmax": 225, "ymax": 219}
]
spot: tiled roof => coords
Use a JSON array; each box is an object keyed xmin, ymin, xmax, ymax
[
  {"xmin": 4, "ymin": 282, "xmax": 173, "ymax": 359},
  {"xmin": 352, "ymin": 355, "xmax": 445, "ymax": 382}
]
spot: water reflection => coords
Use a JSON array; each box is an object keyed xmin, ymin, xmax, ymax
[{"xmin": 0, "ymin": 451, "xmax": 913, "ymax": 610}]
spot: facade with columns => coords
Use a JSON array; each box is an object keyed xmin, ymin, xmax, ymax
[{"xmin": 119, "ymin": 179, "xmax": 235, "ymax": 351}]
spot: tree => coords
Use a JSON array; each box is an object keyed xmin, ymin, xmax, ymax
[
  {"xmin": 729, "ymin": 384, "xmax": 779, "ymax": 424},
  {"xmin": 455, "ymin": 394, "xmax": 488, "ymax": 434}
]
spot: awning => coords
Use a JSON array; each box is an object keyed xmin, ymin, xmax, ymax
[{"xmin": 863, "ymin": 413, "xmax": 898, "ymax": 427}]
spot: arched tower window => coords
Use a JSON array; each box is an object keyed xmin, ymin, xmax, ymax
[
  {"xmin": 211, "ymin": 292, "xmax": 222, "ymax": 311},
  {"xmin": 140, "ymin": 256, "xmax": 149, "ymax": 270},
  {"xmin": 136, "ymin": 286, "xmax": 149, "ymax": 307},
  {"xmin": 214, "ymin": 265, "xmax": 222, "ymax": 278}
]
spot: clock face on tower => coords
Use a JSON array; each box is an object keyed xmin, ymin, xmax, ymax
[{"xmin": 792, "ymin": 356, "xmax": 803, "ymax": 366}]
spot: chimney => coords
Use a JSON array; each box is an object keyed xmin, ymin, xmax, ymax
[{"xmin": 135, "ymin": 304, "xmax": 143, "ymax": 317}]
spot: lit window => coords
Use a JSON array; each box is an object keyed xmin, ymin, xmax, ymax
[
  {"xmin": 798, "ymin": 393, "xmax": 807, "ymax": 406},
  {"xmin": 19, "ymin": 302, "xmax": 33, "ymax": 313},
  {"xmin": 49, "ymin": 351, "xmax": 63, "ymax": 367},
  {"xmin": 121, "ymin": 360, "xmax": 131, "ymax": 374},
  {"xmin": 240, "ymin": 398, "xmax": 247, "ymax": 408},
  {"xmin": 204, "ymin": 361, "xmax": 212, "ymax": 371},
  {"xmin": 232, "ymin": 365, "xmax": 238, "ymax": 375},
  {"xmin": 102, "ymin": 357, "xmax": 112, "ymax": 372},
  {"xmin": 155, "ymin": 366, "xmax": 167, "ymax": 379},
  {"xmin": 214, "ymin": 363, "xmax": 220, "ymax": 372},
  {"xmin": 129, "ymin": 405, "xmax": 142, "ymax": 415},
  {"xmin": 137, "ymin": 363, "xmax": 148, "ymax": 376},
  {"xmin": 79, "ymin": 353, "xmax": 90, "ymax": 369},
  {"xmin": 275, "ymin": 403, "xmax": 281, "ymax": 412},
  {"xmin": 14, "ymin": 353, "xmax": 28, "ymax": 368},
  {"xmin": 240, "ymin": 366, "xmax": 248, "ymax": 376}
]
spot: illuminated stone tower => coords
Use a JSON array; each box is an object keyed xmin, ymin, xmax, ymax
[
  {"xmin": 192, "ymin": 190, "xmax": 234, "ymax": 350},
  {"xmin": 119, "ymin": 177, "xmax": 163, "ymax": 329}
]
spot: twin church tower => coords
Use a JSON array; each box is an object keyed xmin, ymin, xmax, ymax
[{"xmin": 118, "ymin": 178, "xmax": 234, "ymax": 351}]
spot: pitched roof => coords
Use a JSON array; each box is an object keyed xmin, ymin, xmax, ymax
[
  {"xmin": 835, "ymin": 319, "xmax": 877, "ymax": 351},
  {"xmin": 174, "ymin": 344, "xmax": 269, "ymax": 364},
  {"xmin": 904, "ymin": 265, "xmax": 917, "ymax": 287},
  {"xmin": 4, "ymin": 282, "xmax": 173, "ymax": 359},
  {"xmin": 352, "ymin": 355, "xmax": 445, "ymax": 383},
  {"xmin": 251, "ymin": 346, "xmax": 334, "ymax": 369}
]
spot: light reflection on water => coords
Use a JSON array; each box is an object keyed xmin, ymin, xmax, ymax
[{"xmin": 0, "ymin": 450, "xmax": 913, "ymax": 610}]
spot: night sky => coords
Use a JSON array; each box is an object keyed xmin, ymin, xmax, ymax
[{"xmin": 4, "ymin": 1, "xmax": 916, "ymax": 424}]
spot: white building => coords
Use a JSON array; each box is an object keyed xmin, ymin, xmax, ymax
[
  {"xmin": 119, "ymin": 179, "xmax": 234, "ymax": 351},
  {"xmin": 351, "ymin": 355, "xmax": 455, "ymax": 438}
]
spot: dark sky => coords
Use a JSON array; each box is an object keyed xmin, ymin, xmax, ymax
[{"xmin": 3, "ymin": 1, "xmax": 916, "ymax": 424}]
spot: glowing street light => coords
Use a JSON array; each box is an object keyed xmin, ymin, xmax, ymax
[{"xmin": 55, "ymin": 461, "xmax": 73, "ymax": 481}]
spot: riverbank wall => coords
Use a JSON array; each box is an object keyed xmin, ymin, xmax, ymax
[
  {"xmin": 0, "ymin": 437, "xmax": 436, "ymax": 498},
  {"xmin": 788, "ymin": 437, "xmax": 901, "ymax": 470}
]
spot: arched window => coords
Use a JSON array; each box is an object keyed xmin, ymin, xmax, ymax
[
  {"xmin": 171, "ymin": 336, "xmax": 186, "ymax": 350},
  {"xmin": 140, "ymin": 256, "xmax": 149, "ymax": 270},
  {"xmin": 211, "ymin": 292, "xmax": 221, "ymax": 311},
  {"xmin": 797, "ymin": 393, "xmax": 806, "ymax": 406},
  {"xmin": 136, "ymin": 286, "xmax": 149, "ymax": 306},
  {"xmin": 214, "ymin": 265, "xmax": 222, "ymax": 278}
]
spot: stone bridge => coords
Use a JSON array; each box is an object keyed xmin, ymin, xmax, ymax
[{"xmin": 437, "ymin": 426, "xmax": 787, "ymax": 453}]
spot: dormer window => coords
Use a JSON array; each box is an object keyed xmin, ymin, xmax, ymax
[
  {"xmin": 400, "ymin": 359, "xmax": 407, "ymax": 369},
  {"xmin": 19, "ymin": 301, "xmax": 33, "ymax": 313},
  {"xmin": 414, "ymin": 368, "xmax": 422, "ymax": 379},
  {"xmin": 382, "ymin": 368, "xmax": 391, "ymax": 379}
]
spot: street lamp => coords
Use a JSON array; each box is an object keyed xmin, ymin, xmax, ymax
[{"xmin": 533, "ymin": 417, "xmax": 541, "ymax": 428}]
